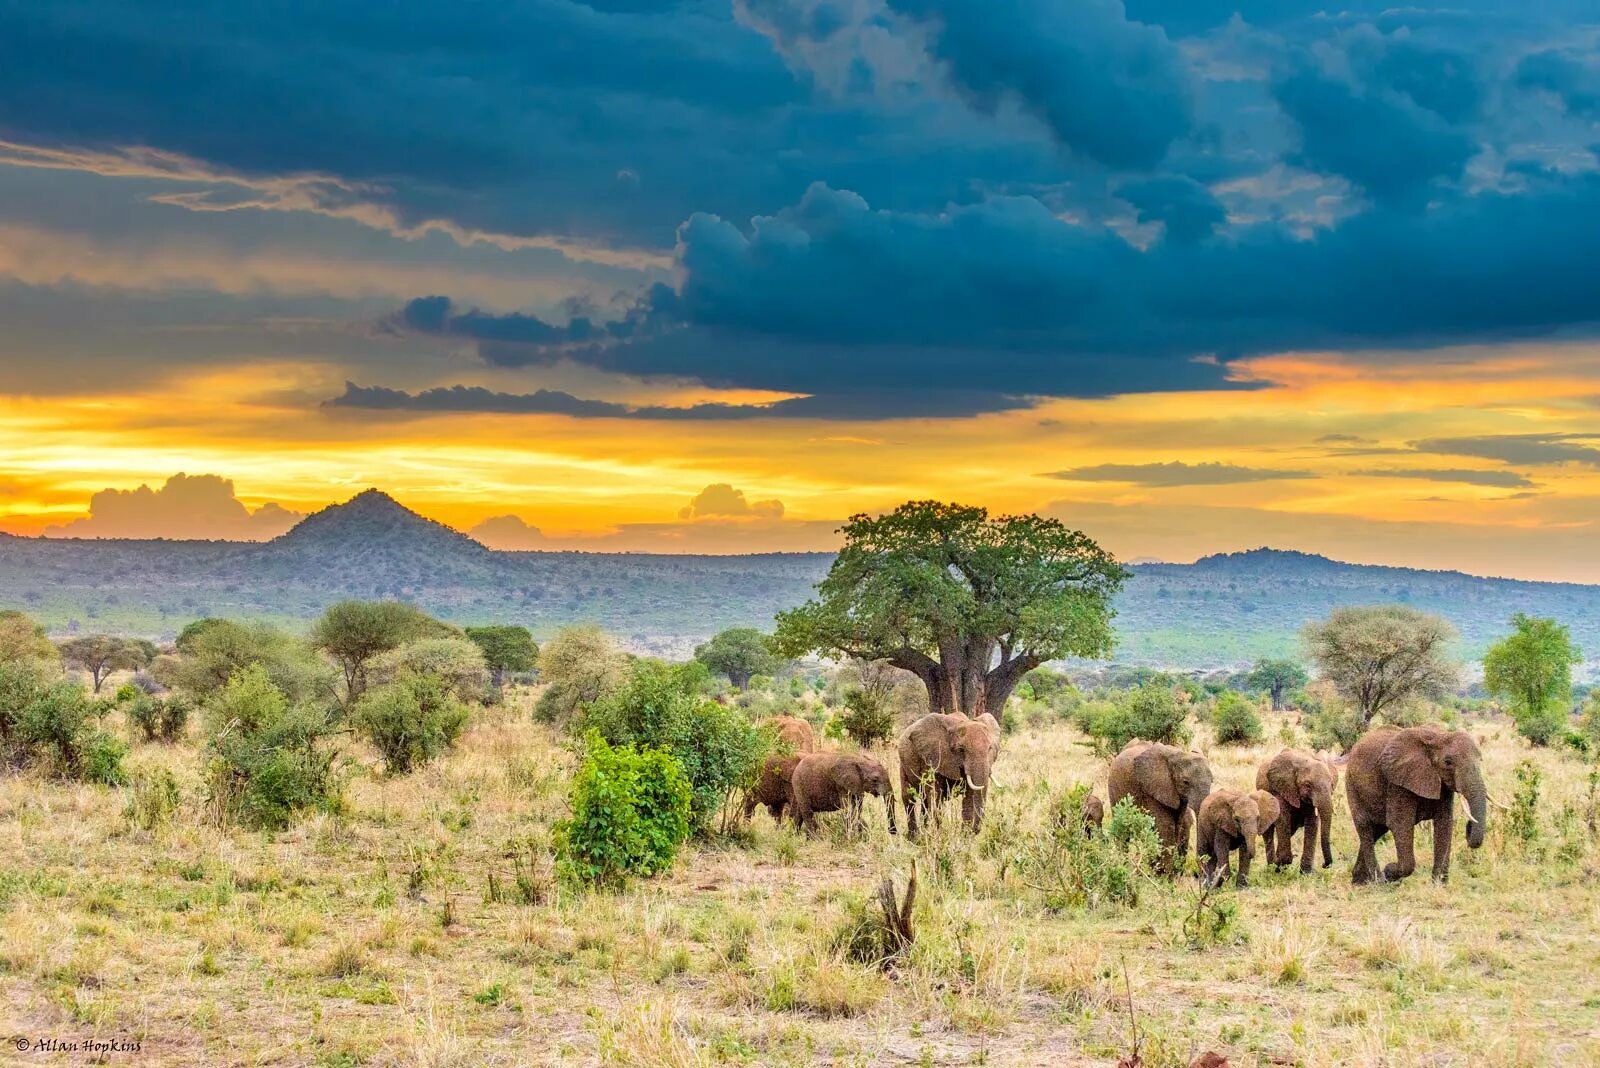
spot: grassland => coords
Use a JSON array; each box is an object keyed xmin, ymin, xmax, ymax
[{"xmin": 3, "ymin": 695, "xmax": 1599, "ymax": 1067}]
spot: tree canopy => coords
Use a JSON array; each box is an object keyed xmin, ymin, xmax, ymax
[
  {"xmin": 774, "ymin": 501, "xmax": 1128, "ymax": 717},
  {"xmin": 58, "ymin": 634, "xmax": 153, "ymax": 693},
  {"xmin": 1483, "ymin": 613, "xmax": 1581, "ymax": 747},
  {"xmin": 0, "ymin": 610, "xmax": 57, "ymax": 668},
  {"xmin": 1301, "ymin": 605, "xmax": 1458, "ymax": 724},
  {"xmin": 1247, "ymin": 658, "xmax": 1308, "ymax": 711},
  {"xmin": 464, "ymin": 625, "xmax": 538, "ymax": 689},
  {"xmin": 311, "ymin": 600, "xmax": 451, "ymax": 702},
  {"xmin": 693, "ymin": 627, "xmax": 780, "ymax": 690}
]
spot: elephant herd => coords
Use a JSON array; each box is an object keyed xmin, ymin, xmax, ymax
[{"xmin": 744, "ymin": 713, "xmax": 1488, "ymax": 888}]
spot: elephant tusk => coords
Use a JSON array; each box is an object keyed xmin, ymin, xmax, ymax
[
  {"xmin": 1457, "ymin": 794, "xmax": 1476, "ymax": 823},
  {"xmin": 965, "ymin": 773, "xmax": 985, "ymax": 791},
  {"xmin": 1485, "ymin": 793, "xmax": 1510, "ymax": 811}
]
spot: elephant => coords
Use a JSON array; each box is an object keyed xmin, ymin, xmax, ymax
[
  {"xmin": 742, "ymin": 753, "xmax": 802, "ymax": 824},
  {"xmin": 789, "ymin": 752, "xmax": 897, "ymax": 835},
  {"xmin": 1083, "ymin": 791, "xmax": 1106, "ymax": 836},
  {"xmin": 1196, "ymin": 788, "xmax": 1282, "ymax": 888},
  {"xmin": 898, "ymin": 712, "xmax": 1001, "ymax": 837},
  {"xmin": 1108, "ymin": 741, "xmax": 1214, "ymax": 872},
  {"xmin": 1256, "ymin": 749, "xmax": 1339, "ymax": 873},
  {"xmin": 1345, "ymin": 725, "xmax": 1487, "ymax": 884},
  {"xmin": 766, "ymin": 715, "xmax": 817, "ymax": 754}
]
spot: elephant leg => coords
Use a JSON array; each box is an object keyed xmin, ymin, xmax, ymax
[
  {"xmin": 792, "ymin": 793, "xmax": 814, "ymax": 835},
  {"xmin": 742, "ymin": 793, "xmax": 758, "ymax": 822},
  {"xmin": 1432, "ymin": 802, "xmax": 1454, "ymax": 884},
  {"xmin": 767, "ymin": 800, "xmax": 784, "ymax": 822},
  {"xmin": 1352, "ymin": 821, "xmax": 1381, "ymax": 885},
  {"xmin": 1212, "ymin": 831, "xmax": 1234, "ymax": 887},
  {"xmin": 902, "ymin": 776, "xmax": 921, "ymax": 839},
  {"xmin": 1270, "ymin": 817, "xmax": 1291, "ymax": 868},
  {"xmin": 1384, "ymin": 807, "xmax": 1417, "ymax": 882},
  {"xmin": 1299, "ymin": 809, "xmax": 1317, "ymax": 874},
  {"xmin": 1152, "ymin": 808, "xmax": 1179, "ymax": 874}
]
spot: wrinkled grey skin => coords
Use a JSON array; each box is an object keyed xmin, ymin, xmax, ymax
[
  {"xmin": 1256, "ymin": 749, "xmax": 1339, "ymax": 873},
  {"xmin": 1197, "ymin": 788, "xmax": 1283, "ymax": 888},
  {"xmin": 1345, "ymin": 726, "xmax": 1487, "ymax": 884},
  {"xmin": 789, "ymin": 752, "xmax": 897, "ymax": 835},
  {"xmin": 1109, "ymin": 741, "xmax": 1214, "ymax": 873},
  {"xmin": 898, "ymin": 712, "xmax": 1001, "ymax": 837},
  {"xmin": 743, "ymin": 753, "xmax": 802, "ymax": 824}
]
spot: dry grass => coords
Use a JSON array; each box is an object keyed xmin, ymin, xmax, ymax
[{"xmin": 2, "ymin": 695, "xmax": 1599, "ymax": 1066}]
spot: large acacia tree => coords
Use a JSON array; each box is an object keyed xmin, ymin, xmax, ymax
[{"xmin": 774, "ymin": 502, "xmax": 1129, "ymax": 718}]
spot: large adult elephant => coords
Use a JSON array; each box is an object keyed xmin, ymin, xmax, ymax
[
  {"xmin": 1108, "ymin": 741, "xmax": 1213, "ymax": 872},
  {"xmin": 898, "ymin": 712, "xmax": 1000, "ymax": 837},
  {"xmin": 1345, "ymin": 726, "xmax": 1487, "ymax": 884},
  {"xmin": 1256, "ymin": 749, "xmax": 1339, "ymax": 873}
]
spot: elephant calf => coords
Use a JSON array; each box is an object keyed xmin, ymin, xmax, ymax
[
  {"xmin": 743, "ymin": 753, "xmax": 802, "ymax": 824},
  {"xmin": 1197, "ymin": 788, "xmax": 1282, "ymax": 888},
  {"xmin": 1083, "ymin": 791, "xmax": 1106, "ymax": 836},
  {"xmin": 790, "ymin": 752, "xmax": 897, "ymax": 835},
  {"xmin": 1256, "ymin": 749, "xmax": 1339, "ymax": 873}
]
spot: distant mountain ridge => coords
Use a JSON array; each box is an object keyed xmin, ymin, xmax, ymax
[{"xmin": 3, "ymin": 492, "xmax": 1598, "ymax": 669}]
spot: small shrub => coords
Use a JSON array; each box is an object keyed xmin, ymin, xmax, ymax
[
  {"xmin": 831, "ymin": 687, "xmax": 896, "ymax": 748},
  {"xmin": 554, "ymin": 734, "xmax": 692, "ymax": 888},
  {"xmin": 81, "ymin": 730, "xmax": 129, "ymax": 786},
  {"xmin": 202, "ymin": 664, "xmax": 342, "ymax": 831},
  {"xmin": 1211, "ymin": 691, "xmax": 1264, "ymax": 746},
  {"xmin": 352, "ymin": 675, "xmax": 470, "ymax": 775},
  {"xmin": 124, "ymin": 768, "xmax": 182, "ymax": 829},
  {"xmin": 1511, "ymin": 703, "xmax": 1568, "ymax": 749},
  {"xmin": 1016, "ymin": 790, "xmax": 1162, "ymax": 911},
  {"xmin": 1304, "ymin": 699, "xmax": 1365, "ymax": 753},
  {"xmin": 1506, "ymin": 761, "xmax": 1542, "ymax": 845},
  {"xmin": 1077, "ymin": 684, "xmax": 1190, "ymax": 753},
  {"xmin": 4, "ymin": 671, "xmax": 127, "ymax": 784}
]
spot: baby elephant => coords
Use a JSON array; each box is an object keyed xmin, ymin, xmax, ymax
[
  {"xmin": 1197, "ymin": 788, "xmax": 1282, "ymax": 888},
  {"xmin": 790, "ymin": 752, "xmax": 897, "ymax": 836},
  {"xmin": 1083, "ymin": 791, "xmax": 1106, "ymax": 836},
  {"xmin": 743, "ymin": 753, "xmax": 803, "ymax": 824}
]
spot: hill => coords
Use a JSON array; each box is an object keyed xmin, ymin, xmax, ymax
[{"xmin": 3, "ymin": 494, "xmax": 1598, "ymax": 670}]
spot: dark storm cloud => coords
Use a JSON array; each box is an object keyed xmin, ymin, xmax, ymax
[
  {"xmin": 1045, "ymin": 462, "xmax": 1313, "ymax": 486},
  {"xmin": 1516, "ymin": 49, "xmax": 1600, "ymax": 119},
  {"xmin": 1352, "ymin": 468, "xmax": 1537, "ymax": 489}
]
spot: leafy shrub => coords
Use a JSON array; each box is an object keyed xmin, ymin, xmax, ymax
[
  {"xmin": 352, "ymin": 674, "xmax": 470, "ymax": 775},
  {"xmin": 1211, "ymin": 692, "xmax": 1264, "ymax": 746},
  {"xmin": 1506, "ymin": 761, "xmax": 1542, "ymax": 845},
  {"xmin": 169, "ymin": 620, "xmax": 337, "ymax": 705},
  {"xmin": 554, "ymin": 734, "xmax": 692, "ymax": 887},
  {"xmin": 576, "ymin": 660, "xmax": 767, "ymax": 832},
  {"xmin": 829, "ymin": 687, "xmax": 897, "ymax": 748},
  {"xmin": 202, "ymin": 664, "xmax": 342, "ymax": 831},
  {"xmin": 1017, "ymin": 789, "xmax": 1162, "ymax": 911},
  {"xmin": 1510, "ymin": 702, "xmax": 1568, "ymax": 749},
  {"xmin": 1304, "ymin": 699, "xmax": 1365, "ymax": 753},
  {"xmin": 1077, "ymin": 684, "xmax": 1190, "ymax": 753},
  {"xmin": 367, "ymin": 637, "xmax": 488, "ymax": 703},
  {"xmin": 1, "ymin": 666, "xmax": 127, "ymax": 784},
  {"xmin": 534, "ymin": 624, "xmax": 630, "ymax": 724},
  {"xmin": 124, "ymin": 767, "xmax": 182, "ymax": 829}
]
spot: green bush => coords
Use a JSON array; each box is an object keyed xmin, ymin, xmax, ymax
[
  {"xmin": 1017, "ymin": 788, "xmax": 1162, "ymax": 911},
  {"xmin": 1304, "ymin": 699, "xmax": 1365, "ymax": 753},
  {"xmin": 2, "ymin": 668, "xmax": 127, "ymax": 784},
  {"xmin": 126, "ymin": 693, "xmax": 188, "ymax": 742},
  {"xmin": 124, "ymin": 767, "xmax": 182, "ymax": 829},
  {"xmin": 202, "ymin": 664, "xmax": 342, "ymax": 831},
  {"xmin": 1211, "ymin": 691, "xmax": 1264, "ymax": 746},
  {"xmin": 576, "ymin": 660, "xmax": 766, "ymax": 832},
  {"xmin": 554, "ymin": 734, "xmax": 692, "ymax": 888},
  {"xmin": 1077, "ymin": 684, "xmax": 1190, "ymax": 753},
  {"xmin": 1510, "ymin": 703, "xmax": 1568, "ymax": 749},
  {"xmin": 352, "ymin": 674, "xmax": 470, "ymax": 775},
  {"xmin": 830, "ymin": 687, "xmax": 897, "ymax": 748}
]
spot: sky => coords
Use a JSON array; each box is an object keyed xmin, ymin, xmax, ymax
[{"xmin": 2, "ymin": 0, "xmax": 1600, "ymax": 579}]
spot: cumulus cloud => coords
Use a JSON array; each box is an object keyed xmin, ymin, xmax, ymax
[
  {"xmin": 679, "ymin": 484, "xmax": 785, "ymax": 520},
  {"xmin": 468, "ymin": 515, "xmax": 548, "ymax": 551},
  {"xmin": 46, "ymin": 473, "xmax": 302, "ymax": 541},
  {"xmin": 1352, "ymin": 468, "xmax": 1536, "ymax": 488},
  {"xmin": 1045, "ymin": 461, "xmax": 1313, "ymax": 486}
]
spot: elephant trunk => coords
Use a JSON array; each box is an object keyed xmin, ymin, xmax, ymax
[
  {"xmin": 1314, "ymin": 786, "xmax": 1334, "ymax": 867},
  {"xmin": 1460, "ymin": 766, "xmax": 1488, "ymax": 850}
]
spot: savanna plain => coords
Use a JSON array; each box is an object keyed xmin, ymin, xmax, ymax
[{"xmin": 3, "ymin": 690, "xmax": 1598, "ymax": 1068}]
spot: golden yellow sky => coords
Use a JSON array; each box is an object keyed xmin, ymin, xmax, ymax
[{"xmin": 4, "ymin": 341, "xmax": 1599, "ymax": 581}]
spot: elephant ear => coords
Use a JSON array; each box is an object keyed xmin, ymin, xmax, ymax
[
  {"xmin": 1266, "ymin": 761, "xmax": 1302, "ymax": 808},
  {"xmin": 977, "ymin": 713, "xmax": 1001, "ymax": 751},
  {"xmin": 1253, "ymin": 791, "xmax": 1282, "ymax": 831},
  {"xmin": 1380, "ymin": 731, "xmax": 1442, "ymax": 800},
  {"xmin": 1133, "ymin": 747, "xmax": 1181, "ymax": 810}
]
